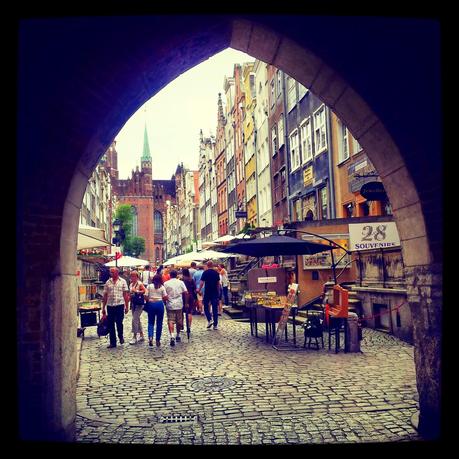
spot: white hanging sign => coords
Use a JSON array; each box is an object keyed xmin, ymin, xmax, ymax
[{"xmin": 349, "ymin": 222, "xmax": 400, "ymax": 251}]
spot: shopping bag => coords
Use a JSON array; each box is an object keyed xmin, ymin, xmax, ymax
[{"xmin": 97, "ymin": 315, "xmax": 109, "ymax": 337}]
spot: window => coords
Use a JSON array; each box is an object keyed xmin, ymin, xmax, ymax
[
  {"xmin": 289, "ymin": 130, "xmax": 300, "ymax": 171},
  {"xmin": 313, "ymin": 105, "xmax": 327, "ymax": 154},
  {"xmin": 300, "ymin": 117, "xmax": 313, "ymax": 163},
  {"xmin": 271, "ymin": 124, "xmax": 278, "ymax": 156},
  {"xmin": 352, "ymin": 136, "xmax": 363, "ymax": 154},
  {"xmin": 338, "ymin": 119, "xmax": 349, "ymax": 163},
  {"xmin": 286, "ymin": 76, "xmax": 296, "ymax": 112},
  {"xmin": 270, "ymin": 79, "xmax": 275, "ymax": 108},
  {"xmin": 276, "ymin": 70, "xmax": 282, "ymax": 98},
  {"xmin": 293, "ymin": 199, "xmax": 302, "ymax": 221},
  {"xmin": 278, "ymin": 116, "xmax": 284, "ymax": 147},
  {"xmin": 131, "ymin": 206, "xmax": 138, "ymax": 236},
  {"xmin": 250, "ymin": 73, "xmax": 256, "ymax": 99},
  {"xmin": 298, "ymin": 84, "xmax": 308, "ymax": 100},
  {"xmin": 319, "ymin": 187, "xmax": 328, "ymax": 219},
  {"xmin": 154, "ymin": 211, "xmax": 163, "ymax": 234}
]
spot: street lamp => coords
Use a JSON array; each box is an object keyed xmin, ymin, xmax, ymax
[{"xmin": 112, "ymin": 219, "xmax": 124, "ymax": 268}]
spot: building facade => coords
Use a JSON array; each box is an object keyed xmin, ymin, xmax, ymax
[
  {"xmin": 253, "ymin": 59, "xmax": 272, "ymax": 228},
  {"xmin": 215, "ymin": 93, "xmax": 229, "ymax": 237}
]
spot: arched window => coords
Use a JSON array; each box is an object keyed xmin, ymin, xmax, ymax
[
  {"xmin": 131, "ymin": 206, "xmax": 138, "ymax": 236},
  {"xmin": 154, "ymin": 211, "xmax": 163, "ymax": 234}
]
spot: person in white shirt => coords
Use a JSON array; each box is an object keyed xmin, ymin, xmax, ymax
[
  {"xmin": 141, "ymin": 265, "xmax": 152, "ymax": 286},
  {"xmin": 145, "ymin": 274, "xmax": 168, "ymax": 347},
  {"xmin": 102, "ymin": 267, "xmax": 130, "ymax": 348},
  {"xmin": 163, "ymin": 270, "xmax": 187, "ymax": 346}
]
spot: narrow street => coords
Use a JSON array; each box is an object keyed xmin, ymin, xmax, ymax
[{"xmin": 76, "ymin": 314, "xmax": 420, "ymax": 445}]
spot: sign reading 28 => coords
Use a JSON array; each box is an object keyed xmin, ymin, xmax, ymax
[{"xmin": 361, "ymin": 225, "xmax": 387, "ymax": 241}]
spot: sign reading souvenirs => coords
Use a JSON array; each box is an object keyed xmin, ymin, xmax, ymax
[
  {"xmin": 301, "ymin": 234, "xmax": 350, "ymax": 270},
  {"xmin": 235, "ymin": 211, "xmax": 248, "ymax": 218},
  {"xmin": 349, "ymin": 222, "xmax": 400, "ymax": 251},
  {"xmin": 360, "ymin": 181, "xmax": 387, "ymax": 201}
]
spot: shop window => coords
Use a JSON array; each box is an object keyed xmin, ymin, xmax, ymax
[{"xmin": 311, "ymin": 270, "xmax": 319, "ymax": 280}]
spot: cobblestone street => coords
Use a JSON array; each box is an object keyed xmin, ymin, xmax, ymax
[{"xmin": 76, "ymin": 314, "xmax": 421, "ymax": 445}]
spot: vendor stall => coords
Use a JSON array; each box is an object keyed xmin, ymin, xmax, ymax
[{"xmin": 244, "ymin": 291, "xmax": 299, "ymax": 346}]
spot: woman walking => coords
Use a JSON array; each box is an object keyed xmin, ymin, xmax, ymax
[
  {"xmin": 128, "ymin": 270, "xmax": 146, "ymax": 345},
  {"xmin": 181, "ymin": 268, "xmax": 197, "ymax": 337},
  {"xmin": 145, "ymin": 274, "xmax": 168, "ymax": 347}
]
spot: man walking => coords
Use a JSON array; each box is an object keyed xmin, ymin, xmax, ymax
[
  {"xmin": 198, "ymin": 260, "xmax": 221, "ymax": 330},
  {"xmin": 102, "ymin": 267, "xmax": 130, "ymax": 348},
  {"xmin": 164, "ymin": 270, "xmax": 187, "ymax": 346}
]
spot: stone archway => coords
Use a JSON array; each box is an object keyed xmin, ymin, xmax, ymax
[{"xmin": 18, "ymin": 15, "xmax": 441, "ymax": 441}]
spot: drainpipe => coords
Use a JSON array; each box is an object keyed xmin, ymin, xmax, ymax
[
  {"xmin": 281, "ymin": 71, "xmax": 292, "ymax": 222},
  {"xmin": 325, "ymin": 106, "xmax": 336, "ymax": 219},
  {"xmin": 253, "ymin": 112, "xmax": 259, "ymax": 227}
]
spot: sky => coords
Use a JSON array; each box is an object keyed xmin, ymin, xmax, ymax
[{"xmin": 114, "ymin": 48, "xmax": 254, "ymax": 180}]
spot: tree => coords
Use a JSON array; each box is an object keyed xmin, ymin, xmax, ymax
[
  {"xmin": 124, "ymin": 236, "xmax": 146, "ymax": 257},
  {"xmin": 114, "ymin": 204, "xmax": 133, "ymax": 239}
]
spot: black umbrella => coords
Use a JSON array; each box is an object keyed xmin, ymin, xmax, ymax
[{"xmin": 219, "ymin": 234, "xmax": 334, "ymax": 257}]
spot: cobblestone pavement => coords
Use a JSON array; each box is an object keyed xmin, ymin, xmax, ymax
[{"xmin": 76, "ymin": 313, "xmax": 421, "ymax": 445}]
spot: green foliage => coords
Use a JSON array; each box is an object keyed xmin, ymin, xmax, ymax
[
  {"xmin": 114, "ymin": 204, "xmax": 133, "ymax": 238},
  {"xmin": 124, "ymin": 236, "xmax": 145, "ymax": 257}
]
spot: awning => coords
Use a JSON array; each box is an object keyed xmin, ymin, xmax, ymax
[{"xmin": 77, "ymin": 224, "xmax": 110, "ymax": 250}]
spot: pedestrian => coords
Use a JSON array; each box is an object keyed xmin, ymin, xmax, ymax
[
  {"xmin": 128, "ymin": 270, "xmax": 147, "ymax": 344},
  {"xmin": 142, "ymin": 264, "xmax": 152, "ymax": 286},
  {"xmin": 219, "ymin": 263, "xmax": 229, "ymax": 310},
  {"xmin": 189, "ymin": 261, "xmax": 197, "ymax": 278},
  {"xmin": 192, "ymin": 264, "xmax": 205, "ymax": 315},
  {"xmin": 145, "ymin": 274, "xmax": 168, "ymax": 347},
  {"xmin": 164, "ymin": 270, "xmax": 187, "ymax": 346},
  {"xmin": 198, "ymin": 260, "xmax": 221, "ymax": 330},
  {"xmin": 162, "ymin": 267, "xmax": 171, "ymax": 282},
  {"xmin": 181, "ymin": 268, "xmax": 197, "ymax": 334},
  {"xmin": 102, "ymin": 267, "xmax": 130, "ymax": 348}
]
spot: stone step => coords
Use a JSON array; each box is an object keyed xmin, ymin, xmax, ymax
[{"xmin": 223, "ymin": 307, "xmax": 244, "ymax": 318}]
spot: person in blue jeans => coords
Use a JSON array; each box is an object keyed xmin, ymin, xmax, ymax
[
  {"xmin": 198, "ymin": 260, "xmax": 221, "ymax": 330},
  {"xmin": 145, "ymin": 274, "xmax": 168, "ymax": 347}
]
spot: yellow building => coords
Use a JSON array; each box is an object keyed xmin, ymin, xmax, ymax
[
  {"xmin": 330, "ymin": 112, "xmax": 392, "ymax": 218},
  {"xmin": 242, "ymin": 62, "xmax": 258, "ymax": 227}
]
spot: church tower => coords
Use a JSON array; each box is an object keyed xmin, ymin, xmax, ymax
[{"xmin": 141, "ymin": 122, "xmax": 152, "ymax": 195}]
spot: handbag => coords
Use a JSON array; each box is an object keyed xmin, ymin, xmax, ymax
[
  {"xmin": 131, "ymin": 281, "xmax": 145, "ymax": 306},
  {"xmin": 97, "ymin": 315, "xmax": 109, "ymax": 337},
  {"xmin": 131, "ymin": 292, "xmax": 145, "ymax": 306}
]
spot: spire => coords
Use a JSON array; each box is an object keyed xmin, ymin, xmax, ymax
[{"xmin": 141, "ymin": 122, "xmax": 151, "ymax": 161}]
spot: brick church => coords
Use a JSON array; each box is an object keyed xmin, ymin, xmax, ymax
[{"xmin": 105, "ymin": 125, "xmax": 176, "ymax": 265}]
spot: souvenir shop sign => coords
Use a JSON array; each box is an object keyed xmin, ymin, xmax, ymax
[
  {"xmin": 301, "ymin": 234, "xmax": 350, "ymax": 270},
  {"xmin": 349, "ymin": 222, "xmax": 400, "ymax": 251}
]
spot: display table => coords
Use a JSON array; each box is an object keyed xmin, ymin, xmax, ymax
[
  {"xmin": 245, "ymin": 292, "xmax": 298, "ymax": 345},
  {"xmin": 78, "ymin": 300, "xmax": 101, "ymax": 329}
]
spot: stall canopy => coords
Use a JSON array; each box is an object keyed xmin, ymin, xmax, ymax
[
  {"xmin": 219, "ymin": 234, "xmax": 334, "ymax": 257},
  {"xmin": 163, "ymin": 249, "xmax": 238, "ymax": 266},
  {"xmin": 77, "ymin": 224, "xmax": 110, "ymax": 250},
  {"xmin": 104, "ymin": 255, "xmax": 149, "ymax": 267}
]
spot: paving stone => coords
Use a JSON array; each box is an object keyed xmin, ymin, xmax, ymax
[{"xmin": 76, "ymin": 318, "xmax": 421, "ymax": 444}]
